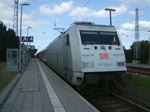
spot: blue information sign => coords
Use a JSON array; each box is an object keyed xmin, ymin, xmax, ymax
[{"xmin": 22, "ymin": 36, "xmax": 33, "ymax": 42}]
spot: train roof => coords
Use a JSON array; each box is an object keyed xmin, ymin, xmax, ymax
[
  {"xmin": 49, "ymin": 21, "xmax": 117, "ymax": 45},
  {"xmin": 60, "ymin": 21, "xmax": 115, "ymax": 36},
  {"xmin": 71, "ymin": 21, "xmax": 115, "ymax": 27}
]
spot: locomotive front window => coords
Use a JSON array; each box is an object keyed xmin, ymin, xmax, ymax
[
  {"xmin": 80, "ymin": 31, "xmax": 101, "ymax": 45},
  {"xmin": 100, "ymin": 32, "xmax": 120, "ymax": 45}
]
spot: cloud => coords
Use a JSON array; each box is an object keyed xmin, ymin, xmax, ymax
[
  {"xmin": 70, "ymin": 7, "xmax": 106, "ymax": 19},
  {"xmin": 69, "ymin": 4, "xmax": 128, "ymax": 19},
  {"xmin": 139, "ymin": 21, "xmax": 150, "ymax": 30},
  {"xmin": 121, "ymin": 23, "xmax": 134, "ymax": 30},
  {"xmin": 111, "ymin": 4, "xmax": 128, "ymax": 16},
  {"xmin": 119, "ymin": 20, "xmax": 150, "ymax": 48},
  {"xmin": 39, "ymin": 1, "xmax": 73, "ymax": 15},
  {"xmin": 0, "ymin": 0, "xmax": 51, "ymax": 30},
  {"xmin": 128, "ymin": 11, "xmax": 135, "ymax": 16},
  {"xmin": 118, "ymin": 0, "xmax": 150, "ymax": 6},
  {"xmin": 19, "ymin": 0, "xmax": 29, "ymax": 3},
  {"xmin": 21, "ymin": 14, "xmax": 51, "ymax": 29},
  {"xmin": 0, "ymin": 1, "xmax": 14, "ymax": 26},
  {"xmin": 121, "ymin": 21, "xmax": 150, "ymax": 31}
]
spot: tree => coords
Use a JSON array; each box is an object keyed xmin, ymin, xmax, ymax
[
  {"xmin": 125, "ymin": 40, "xmax": 149, "ymax": 64},
  {"xmin": 0, "ymin": 21, "xmax": 19, "ymax": 61}
]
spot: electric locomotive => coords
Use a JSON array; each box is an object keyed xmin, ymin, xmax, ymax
[{"xmin": 38, "ymin": 22, "xmax": 127, "ymax": 88}]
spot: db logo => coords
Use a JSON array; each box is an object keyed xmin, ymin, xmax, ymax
[{"xmin": 99, "ymin": 53, "xmax": 109, "ymax": 59}]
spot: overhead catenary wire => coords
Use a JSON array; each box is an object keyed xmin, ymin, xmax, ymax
[
  {"xmin": 52, "ymin": 0, "xmax": 90, "ymax": 38},
  {"xmin": 61, "ymin": 0, "xmax": 90, "ymax": 28}
]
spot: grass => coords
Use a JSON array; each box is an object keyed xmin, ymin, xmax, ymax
[
  {"xmin": 0, "ymin": 62, "xmax": 6, "ymax": 70},
  {"xmin": 129, "ymin": 75, "xmax": 150, "ymax": 88},
  {"xmin": 0, "ymin": 62, "xmax": 17, "ymax": 91},
  {"xmin": 127, "ymin": 75, "xmax": 150, "ymax": 101}
]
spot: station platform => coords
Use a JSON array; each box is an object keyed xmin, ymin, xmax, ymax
[{"xmin": 0, "ymin": 59, "xmax": 99, "ymax": 112}]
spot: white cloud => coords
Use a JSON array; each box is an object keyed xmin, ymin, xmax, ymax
[
  {"xmin": 21, "ymin": 14, "xmax": 51, "ymax": 29},
  {"xmin": 121, "ymin": 21, "xmax": 150, "ymax": 31},
  {"xmin": 111, "ymin": 4, "xmax": 128, "ymax": 16},
  {"xmin": 0, "ymin": 0, "xmax": 51, "ymax": 30},
  {"xmin": 118, "ymin": 0, "xmax": 150, "ymax": 6},
  {"xmin": 69, "ymin": 4, "xmax": 128, "ymax": 19},
  {"xmin": 0, "ymin": 1, "xmax": 14, "ymax": 26},
  {"xmin": 70, "ymin": 7, "xmax": 106, "ymax": 19},
  {"xmin": 19, "ymin": 0, "xmax": 29, "ymax": 3},
  {"xmin": 39, "ymin": 1, "xmax": 73, "ymax": 15},
  {"xmin": 119, "ymin": 20, "xmax": 150, "ymax": 48},
  {"xmin": 139, "ymin": 21, "xmax": 150, "ymax": 30},
  {"xmin": 119, "ymin": 29, "xmax": 133, "ymax": 36},
  {"xmin": 128, "ymin": 11, "xmax": 135, "ymax": 16},
  {"xmin": 121, "ymin": 23, "xmax": 134, "ymax": 30}
]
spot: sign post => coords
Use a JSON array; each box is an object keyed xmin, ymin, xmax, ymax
[{"xmin": 22, "ymin": 36, "xmax": 33, "ymax": 62}]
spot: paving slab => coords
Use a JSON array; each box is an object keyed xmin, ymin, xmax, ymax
[
  {"xmin": 0, "ymin": 58, "xmax": 100, "ymax": 112},
  {"xmin": 0, "ymin": 59, "xmax": 54, "ymax": 112},
  {"xmin": 37, "ymin": 59, "xmax": 99, "ymax": 112}
]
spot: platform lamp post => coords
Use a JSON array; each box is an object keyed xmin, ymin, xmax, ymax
[
  {"xmin": 105, "ymin": 8, "xmax": 116, "ymax": 26},
  {"xmin": 27, "ymin": 27, "xmax": 32, "ymax": 36},
  {"xmin": 27, "ymin": 26, "xmax": 32, "ymax": 62},
  {"xmin": 19, "ymin": 2, "xmax": 30, "ymax": 72}
]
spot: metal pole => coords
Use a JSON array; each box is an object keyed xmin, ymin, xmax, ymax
[
  {"xmin": 148, "ymin": 30, "xmax": 150, "ymax": 64},
  {"xmin": 27, "ymin": 28, "xmax": 28, "ymax": 37},
  {"xmin": 105, "ymin": 8, "xmax": 116, "ymax": 26},
  {"xmin": 16, "ymin": 0, "xmax": 19, "ymax": 36},
  {"xmin": 149, "ymin": 38, "xmax": 150, "ymax": 64},
  {"xmin": 27, "ymin": 27, "xmax": 32, "ymax": 62},
  {"xmin": 27, "ymin": 27, "xmax": 29, "ymax": 62},
  {"xmin": 13, "ymin": 0, "xmax": 19, "ymax": 36},
  {"xmin": 110, "ymin": 11, "xmax": 112, "ymax": 26},
  {"xmin": 19, "ymin": 3, "xmax": 30, "ymax": 72},
  {"xmin": 19, "ymin": 4, "xmax": 23, "ymax": 72}
]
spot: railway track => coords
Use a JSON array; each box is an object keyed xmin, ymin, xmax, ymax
[
  {"xmin": 127, "ymin": 64, "xmax": 150, "ymax": 76},
  {"xmin": 81, "ymin": 90, "xmax": 150, "ymax": 112}
]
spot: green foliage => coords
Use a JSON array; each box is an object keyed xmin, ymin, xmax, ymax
[
  {"xmin": 140, "ymin": 41, "xmax": 149, "ymax": 63},
  {"xmin": 130, "ymin": 75, "xmax": 150, "ymax": 88},
  {"xmin": 0, "ymin": 72, "xmax": 17, "ymax": 91},
  {"xmin": 0, "ymin": 21, "xmax": 19, "ymax": 61},
  {"xmin": 124, "ymin": 40, "xmax": 149, "ymax": 64},
  {"xmin": 0, "ymin": 62, "xmax": 17, "ymax": 91},
  {"xmin": 124, "ymin": 49, "xmax": 133, "ymax": 63}
]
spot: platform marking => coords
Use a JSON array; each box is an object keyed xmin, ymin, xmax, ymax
[{"xmin": 37, "ymin": 60, "xmax": 66, "ymax": 112}]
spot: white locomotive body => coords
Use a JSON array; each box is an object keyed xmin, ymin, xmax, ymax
[
  {"xmin": 37, "ymin": 48, "xmax": 48, "ymax": 63},
  {"xmin": 39, "ymin": 22, "xmax": 127, "ymax": 86}
]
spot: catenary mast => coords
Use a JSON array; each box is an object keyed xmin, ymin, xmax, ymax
[
  {"xmin": 13, "ymin": 0, "xmax": 19, "ymax": 36},
  {"xmin": 134, "ymin": 8, "xmax": 140, "ymax": 63}
]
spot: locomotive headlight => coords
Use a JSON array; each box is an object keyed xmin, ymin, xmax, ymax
[{"xmin": 83, "ymin": 62, "xmax": 94, "ymax": 68}]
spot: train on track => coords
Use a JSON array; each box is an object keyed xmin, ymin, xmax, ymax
[{"xmin": 37, "ymin": 21, "xmax": 127, "ymax": 88}]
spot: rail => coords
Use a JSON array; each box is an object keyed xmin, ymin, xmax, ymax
[
  {"xmin": 82, "ymin": 90, "xmax": 150, "ymax": 112},
  {"xmin": 127, "ymin": 64, "xmax": 150, "ymax": 76}
]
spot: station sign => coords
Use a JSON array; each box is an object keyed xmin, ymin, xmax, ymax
[{"xmin": 22, "ymin": 36, "xmax": 33, "ymax": 42}]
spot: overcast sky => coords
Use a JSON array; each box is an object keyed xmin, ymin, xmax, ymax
[{"xmin": 0, "ymin": 0, "xmax": 150, "ymax": 52}]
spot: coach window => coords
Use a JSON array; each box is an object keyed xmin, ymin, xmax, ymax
[
  {"xmin": 66, "ymin": 34, "xmax": 70, "ymax": 46},
  {"xmin": 100, "ymin": 32, "xmax": 120, "ymax": 45},
  {"xmin": 80, "ymin": 31, "xmax": 101, "ymax": 45}
]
